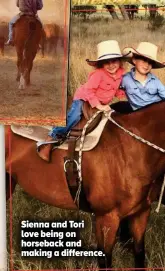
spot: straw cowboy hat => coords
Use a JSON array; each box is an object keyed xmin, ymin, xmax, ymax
[
  {"xmin": 86, "ymin": 40, "xmax": 128, "ymax": 66},
  {"xmin": 122, "ymin": 42, "xmax": 165, "ymax": 69}
]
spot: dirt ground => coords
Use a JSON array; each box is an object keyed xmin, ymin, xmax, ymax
[
  {"xmin": 0, "ymin": 0, "xmax": 68, "ymax": 126},
  {"xmin": 0, "ymin": 43, "xmax": 67, "ymax": 126},
  {"xmin": 0, "ymin": 31, "xmax": 69, "ymax": 128}
]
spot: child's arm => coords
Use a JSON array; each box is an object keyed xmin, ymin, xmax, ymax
[
  {"xmin": 157, "ymin": 79, "xmax": 165, "ymax": 99},
  {"xmin": 36, "ymin": 0, "xmax": 43, "ymax": 10},
  {"xmin": 115, "ymin": 87, "xmax": 127, "ymax": 100},
  {"xmin": 85, "ymin": 71, "xmax": 103, "ymax": 108},
  {"xmin": 74, "ymin": 71, "xmax": 111, "ymax": 112},
  {"xmin": 116, "ymin": 77, "xmax": 128, "ymax": 100}
]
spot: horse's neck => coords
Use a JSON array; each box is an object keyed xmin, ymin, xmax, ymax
[{"xmin": 118, "ymin": 102, "xmax": 165, "ymax": 136}]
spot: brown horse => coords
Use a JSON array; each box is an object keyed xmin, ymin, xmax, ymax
[
  {"xmin": 43, "ymin": 23, "xmax": 60, "ymax": 54},
  {"xmin": 0, "ymin": 22, "xmax": 8, "ymax": 56},
  {"xmin": 5, "ymin": 101, "xmax": 165, "ymax": 270},
  {"xmin": 13, "ymin": 15, "xmax": 42, "ymax": 89},
  {"xmin": 0, "ymin": 36, "xmax": 5, "ymax": 56}
]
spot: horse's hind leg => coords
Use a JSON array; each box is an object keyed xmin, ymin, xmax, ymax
[
  {"xmin": 40, "ymin": 31, "xmax": 45, "ymax": 58},
  {"xmin": 129, "ymin": 208, "xmax": 151, "ymax": 270},
  {"xmin": 6, "ymin": 172, "xmax": 17, "ymax": 200},
  {"xmin": 1, "ymin": 46, "xmax": 4, "ymax": 56},
  {"xmin": 95, "ymin": 211, "xmax": 120, "ymax": 269},
  {"xmin": 26, "ymin": 52, "xmax": 36, "ymax": 86},
  {"xmin": 119, "ymin": 218, "xmax": 132, "ymax": 244},
  {"xmin": 16, "ymin": 52, "xmax": 23, "ymax": 82}
]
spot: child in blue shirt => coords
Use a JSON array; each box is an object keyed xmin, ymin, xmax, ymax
[{"xmin": 122, "ymin": 42, "xmax": 165, "ymax": 110}]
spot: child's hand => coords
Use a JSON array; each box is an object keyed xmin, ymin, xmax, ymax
[{"xmin": 96, "ymin": 104, "xmax": 111, "ymax": 112}]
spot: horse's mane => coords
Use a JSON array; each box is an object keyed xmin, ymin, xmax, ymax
[
  {"xmin": 113, "ymin": 100, "xmax": 165, "ymax": 127},
  {"xmin": 132, "ymin": 100, "xmax": 165, "ymax": 113},
  {"xmin": 117, "ymin": 100, "xmax": 165, "ymax": 117}
]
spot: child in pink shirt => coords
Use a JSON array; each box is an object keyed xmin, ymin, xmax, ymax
[{"xmin": 37, "ymin": 40, "xmax": 127, "ymax": 162}]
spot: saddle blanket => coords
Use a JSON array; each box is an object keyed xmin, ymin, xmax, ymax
[{"xmin": 11, "ymin": 115, "xmax": 108, "ymax": 152}]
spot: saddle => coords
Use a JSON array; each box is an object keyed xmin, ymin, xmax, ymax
[
  {"xmin": 19, "ymin": 12, "xmax": 39, "ymax": 18},
  {"xmin": 14, "ymin": 13, "xmax": 42, "ymax": 29},
  {"xmin": 64, "ymin": 101, "xmax": 102, "ymax": 188}
]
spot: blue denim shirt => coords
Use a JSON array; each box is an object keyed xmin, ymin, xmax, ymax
[{"xmin": 122, "ymin": 68, "xmax": 165, "ymax": 110}]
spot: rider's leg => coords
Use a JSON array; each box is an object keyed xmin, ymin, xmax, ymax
[
  {"xmin": 50, "ymin": 100, "xmax": 83, "ymax": 139},
  {"xmin": 37, "ymin": 100, "xmax": 84, "ymax": 162},
  {"xmin": 6, "ymin": 14, "xmax": 20, "ymax": 45}
]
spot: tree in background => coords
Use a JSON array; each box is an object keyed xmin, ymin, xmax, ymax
[
  {"xmin": 104, "ymin": 4, "xmax": 139, "ymax": 20},
  {"xmin": 124, "ymin": 5, "xmax": 139, "ymax": 20},
  {"xmin": 104, "ymin": 5, "xmax": 119, "ymax": 19},
  {"xmin": 72, "ymin": 5, "xmax": 97, "ymax": 20},
  {"xmin": 148, "ymin": 4, "xmax": 158, "ymax": 18},
  {"xmin": 72, "ymin": 2, "xmax": 164, "ymax": 22}
]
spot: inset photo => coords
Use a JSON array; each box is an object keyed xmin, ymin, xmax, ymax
[{"xmin": 0, "ymin": 0, "xmax": 70, "ymax": 125}]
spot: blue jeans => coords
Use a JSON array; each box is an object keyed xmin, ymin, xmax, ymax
[
  {"xmin": 9, "ymin": 14, "xmax": 20, "ymax": 41},
  {"xmin": 8, "ymin": 13, "xmax": 42, "ymax": 41},
  {"xmin": 49, "ymin": 100, "xmax": 84, "ymax": 139}
]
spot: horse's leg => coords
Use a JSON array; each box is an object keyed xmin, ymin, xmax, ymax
[
  {"xmin": 26, "ymin": 50, "xmax": 37, "ymax": 85},
  {"xmin": 95, "ymin": 211, "xmax": 120, "ymax": 269},
  {"xmin": 18, "ymin": 48, "xmax": 35, "ymax": 89},
  {"xmin": 27, "ymin": 68, "xmax": 31, "ymax": 86},
  {"xmin": 119, "ymin": 218, "xmax": 132, "ymax": 244},
  {"xmin": 1, "ymin": 45, "xmax": 4, "ymax": 56},
  {"xmin": 129, "ymin": 208, "xmax": 151, "ymax": 270},
  {"xmin": 20, "ymin": 58, "xmax": 32, "ymax": 88},
  {"xmin": 40, "ymin": 31, "xmax": 45, "ymax": 58},
  {"xmin": 6, "ymin": 172, "xmax": 17, "ymax": 200},
  {"xmin": 48, "ymin": 37, "xmax": 53, "ymax": 53},
  {"xmin": 26, "ymin": 62, "xmax": 32, "ymax": 86},
  {"xmin": 16, "ymin": 51, "xmax": 23, "ymax": 82},
  {"xmin": 41, "ymin": 42, "xmax": 45, "ymax": 58},
  {"xmin": 2, "ymin": 46, "xmax": 4, "ymax": 56},
  {"xmin": 53, "ymin": 37, "xmax": 58, "ymax": 54}
]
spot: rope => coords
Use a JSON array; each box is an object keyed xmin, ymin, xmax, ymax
[
  {"xmin": 74, "ymin": 110, "xmax": 102, "ymax": 204},
  {"xmin": 155, "ymin": 175, "xmax": 165, "ymax": 213},
  {"xmin": 106, "ymin": 112, "xmax": 165, "ymax": 153},
  {"xmin": 75, "ymin": 110, "xmax": 165, "ymax": 212}
]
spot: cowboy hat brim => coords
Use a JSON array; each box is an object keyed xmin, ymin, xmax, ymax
[
  {"xmin": 123, "ymin": 47, "xmax": 165, "ymax": 69},
  {"xmin": 86, "ymin": 52, "xmax": 129, "ymax": 67}
]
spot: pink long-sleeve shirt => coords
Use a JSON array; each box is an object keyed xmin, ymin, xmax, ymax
[{"xmin": 74, "ymin": 67, "xmax": 125, "ymax": 108}]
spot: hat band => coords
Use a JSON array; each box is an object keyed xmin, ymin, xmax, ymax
[{"xmin": 98, "ymin": 53, "xmax": 122, "ymax": 60}]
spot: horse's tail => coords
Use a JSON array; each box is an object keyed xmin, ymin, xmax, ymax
[
  {"xmin": 29, "ymin": 20, "xmax": 37, "ymax": 31},
  {"xmin": 23, "ymin": 19, "xmax": 39, "ymax": 59}
]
